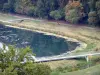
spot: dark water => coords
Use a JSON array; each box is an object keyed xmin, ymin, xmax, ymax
[{"xmin": 0, "ymin": 24, "xmax": 79, "ymax": 57}]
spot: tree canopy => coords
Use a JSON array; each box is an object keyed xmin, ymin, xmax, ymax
[
  {"xmin": 0, "ymin": 45, "xmax": 51, "ymax": 75},
  {"xmin": 0, "ymin": 0, "xmax": 100, "ymax": 25}
]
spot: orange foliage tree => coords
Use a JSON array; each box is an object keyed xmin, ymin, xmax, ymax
[{"xmin": 65, "ymin": 0, "xmax": 85, "ymax": 24}]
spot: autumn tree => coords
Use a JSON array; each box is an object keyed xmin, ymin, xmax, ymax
[{"xmin": 65, "ymin": 0, "xmax": 85, "ymax": 24}]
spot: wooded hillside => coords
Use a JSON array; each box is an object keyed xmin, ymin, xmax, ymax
[{"xmin": 0, "ymin": 0, "xmax": 100, "ymax": 25}]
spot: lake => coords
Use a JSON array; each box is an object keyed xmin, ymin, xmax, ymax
[{"xmin": 0, "ymin": 24, "xmax": 79, "ymax": 57}]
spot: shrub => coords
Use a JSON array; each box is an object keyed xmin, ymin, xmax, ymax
[
  {"xmin": 0, "ymin": 45, "xmax": 51, "ymax": 75},
  {"xmin": 3, "ymin": 3, "xmax": 11, "ymax": 12},
  {"xmin": 64, "ymin": 66, "xmax": 79, "ymax": 72},
  {"xmin": 0, "ymin": 4, "xmax": 3, "ymax": 10},
  {"xmin": 96, "ymin": 1, "xmax": 100, "ymax": 10},
  {"xmin": 15, "ymin": 4, "xmax": 23, "ymax": 14},
  {"xmin": 24, "ymin": 6, "xmax": 36, "ymax": 17},
  {"xmin": 0, "ymin": 72, "xmax": 17, "ymax": 75},
  {"xmin": 96, "ymin": 1, "xmax": 100, "ymax": 25},
  {"xmin": 65, "ymin": 1, "xmax": 84, "ymax": 24},
  {"xmin": 29, "ymin": 64, "xmax": 51, "ymax": 75},
  {"xmin": 65, "ymin": 9, "xmax": 80, "ymax": 24},
  {"xmin": 97, "ymin": 10, "xmax": 100, "ymax": 20},
  {"xmin": 88, "ymin": 11, "xmax": 98, "ymax": 17},
  {"xmin": 56, "ymin": 67, "xmax": 64, "ymax": 72},
  {"xmin": 2, "ymin": 0, "xmax": 15, "ymax": 13},
  {"xmin": 76, "ymin": 61, "xmax": 87, "ymax": 69},
  {"xmin": 50, "ymin": 9, "xmax": 65, "ymax": 20},
  {"xmin": 88, "ymin": 17, "xmax": 98, "ymax": 25},
  {"xmin": 51, "ymin": 70, "xmax": 60, "ymax": 75},
  {"xmin": 88, "ymin": 11, "xmax": 99, "ymax": 25}
]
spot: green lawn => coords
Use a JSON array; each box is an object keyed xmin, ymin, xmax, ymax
[
  {"xmin": 59, "ymin": 64, "xmax": 100, "ymax": 75},
  {"xmin": 51, "ymin": 64, "xmax": 100, "ymax": 75}
]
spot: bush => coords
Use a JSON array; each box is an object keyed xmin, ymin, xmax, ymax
[
  {"xmin": 88, "ymin": 17, "xmax": 99, "ymax": 25},
  {"xmin": 54, "ymin": 61, "xmax": 88, "ymax": 73},
  {"xmin": 76, "ymin": 61, "xmax": 87, "ymax": 69},
  {"xmin": 56, "ymin": 67, "xmax": 64, "ymax": 72},
  {"xmin": 88, "ymin": 11, "xmax": 98, "ymax": 17},
  {"xmin": 50, "ymin": 9, "xmax": 65, "ymax": 20},
  {"xmin": 28, "ymin": 64, "xmax": 51, "ymax": 75},
  {"xmin": 3, "ymin": 3, "xmax": 11, "ymax": 12},
  {"xmin": 15, "ymin": 4, "xmax": 23, "ymax": 14},
  {"xmin": 97, "ymin": 10, "xmax": 100, "ymax": 18},
  {"xmin": 25, "ymin": 6, "xmax": 36, "ymax": 17},
  {"xmin": 88, "ymin": 11, "xmax": 99, "ymax": 25},
  {"xmin": 96, "ymin": 1, "xmax": 100, "ymax": 25},
  {"xmin": 51, "ymin": 70, "xmax": 60, "ymax": 75},
  {"xmin": 65, "ymin": 9, "xmax": 80, "ymax": 24},
  {"xmin": 0, "ymin": 45, "xmax": 51, "ymax": 75},
  {"xmin": 64, "ymin": 66, "xmax": 79, "ymax": 72},
  {"xmin": 65, "ymin": 1, "xmax": 84, "ymax": 24},
  {"xmin": 0, "ymin": 4, "xmax": 3, "ymax": 10},
  {"xmin": 3, "ymin": 0, "xmax": 15, "ymax": 13},
  {"xmin": 96, "ymin": 1, "xmax": 100, "ymax": 10},
  {"xmin": 0, "ymin": 72, "xmax": 17, "ymax": 75}
]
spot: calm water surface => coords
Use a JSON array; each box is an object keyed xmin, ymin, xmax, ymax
[{"xmin": 0, "ymin": 24, "xmax": 78, "ymax": 57}]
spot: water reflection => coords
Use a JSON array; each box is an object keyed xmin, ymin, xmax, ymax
[{"xmin": 0, "ymin": 24, "xmax": 78, "ymax": 57}]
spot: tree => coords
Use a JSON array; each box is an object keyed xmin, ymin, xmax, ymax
[
  {"xmin": 88, "ymin": 11, "xmax": 99, "ymax": 25},
  {"xmin": 0, "ymin": 0, "xmax": 7, "ymax": 10},
  {"xmin": 36, "ymin": 0, "xmax": 59, "ymax": 18},
  {"xmin": 58, "ymin": 0, "xmax": 69, "ymax": 8},
  {"xmin": 3, "ymin": 0, "xmax": 15, "ymax": 12},
  {"xmin": 50, "ymin": 9, "xmax": 65, "ymax": 25},
  {"xmin": 65, "ymin": 0, "xmax": 85, "ymax": 24},
  {"xmin": 15, "ymin": 0, "xmax": 32, "ymax": 14},
  {"xmin": 0, "ymin": 45, "xmax": 51, "ymax": 75},
  {"xmin": 0, "ymin": 45, "xmax": 34, "ymax": 72},
  {"xmin": 65, "ymin": 9, "xmax": 81, "ymax": 24},
  {"xmin": 88, "ymin": 0, "xmax": 97, "ymax": 11},
  {"xmin": 96, "ymin": 0, "xmax": 100, "ymax": 25}
]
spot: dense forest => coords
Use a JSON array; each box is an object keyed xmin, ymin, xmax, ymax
[{"xmin": 0, "ymin": 0, "xmax": 100, "ymax": 25}]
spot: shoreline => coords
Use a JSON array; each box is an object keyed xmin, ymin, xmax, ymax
[
  {"xmin": 0, "ymin": 20, "xmax": 87, "ymax": 53},
  {"xmin": 0, "ymin": 21, "xmax": 87, "ymax": 62}
]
